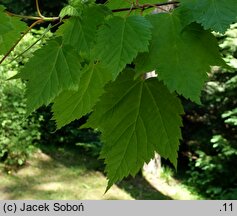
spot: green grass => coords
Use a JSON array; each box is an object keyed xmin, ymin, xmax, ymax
[
  {"xmin": 0, "ymin": 146, "xmax": 199, "ymax": 200},
  {"xmin": 0, "ymin": 148, "xmax": 132, "ymax": 200}
]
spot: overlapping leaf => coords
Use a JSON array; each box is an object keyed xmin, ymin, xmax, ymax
[
  {"xmin": 0, "ymin": 5, "xmax": 27, "ymax": 55},
  {"xmin": 180, "ymin": 0, "xmax": 237, "ymax": 33},
  {"xmin": 57, "ymin": 5, "xmax": 111, "ymax": 57},
  {"xmin": 94, "ymin": 15, "xmax": 152, "ymax": 79},
  {"xmin": 3, "ymin": 0, "xmax": 235, "ymax": 191},
  {"xmin": 52, "ymin": 62, "xmax": 112, "ymax": 128},
  {"xmin": 84, "ymin": 71, "xmax": 184, "ymax": 189},
  {"xmin": 20, "ymin": 39, "xmax": 82, "ymax": 114},
  {"xmin": 135, "ymin": 13, "xmax": 226, "ymax": 103}
]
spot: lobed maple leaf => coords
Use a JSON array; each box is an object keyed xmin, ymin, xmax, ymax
[
  {"xmin": 180, "ymin": 0, "xmax": 237, "ymax": 33},
  {"xmin": 84, "ymin": 70, "xmax": 184, "ymax": 190},
  {"xmin": 57, "ymin": 5, "xmax": 111, "ymax": 57},
  {"xmin": 20, "ymin": 38, "xmax": 82, "ymax": 114},
  {"xmin": 135, "ymin": 12, "xmax": 226, "ymax": 103},
  {"xmin": 94, "ymin": 15, "xmax": 152, "ymax": 79}
]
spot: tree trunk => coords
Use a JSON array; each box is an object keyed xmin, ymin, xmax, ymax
[
  {"xmin": 142, "ymin": 72, "xmax": 161, "ymax": 177},
  {"xmin": 143, "ymin": 152, "xmax": 161, "ymax": 177}
]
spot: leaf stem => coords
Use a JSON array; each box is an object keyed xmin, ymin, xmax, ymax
[
  {"xmin": 36, "ymin": 0, "xmax": 44, "ymax": 18},
  {"xmin": 35, "ymin": 0, "xmax": 60, "ymax": 21}
]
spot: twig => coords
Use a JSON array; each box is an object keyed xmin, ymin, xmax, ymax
[
  {"xmin": 6, "ymin": 11, "xmax": 42, "ymax": 20},
  {"xmin": 112, "ymin": 1, "xmax": 179, "ymax": 13},
  {"xmin": 149, "ymin": 3, "xmax": 169, "ymax": 12},
  {"xmin": 6, "ymin": 11, "xmax": 59, "ymax": 22}
]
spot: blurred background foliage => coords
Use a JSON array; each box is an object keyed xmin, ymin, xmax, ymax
[
  {"xmin": 0, "ymin": 0, "xmax": 67, "ymax": 16},
  {"xmin": 0, "ymin": 27, "xmax": 101, "ymax": 170},
  {"xmin": 0, "ymin": 0, "xmax": 237, "ymax": 199},
  {"xmin": 0, "ymin": 29, "xmax": 47, "ymax": 170},
  {"xmin": 0, "ymin": 0, "xmax": 106, "ymax": 15},
  {"xmin": 178, "ymin": 24, "xmax": 237, "ymax": 199}
]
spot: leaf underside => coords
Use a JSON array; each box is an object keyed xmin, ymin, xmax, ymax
[
  {"xmin": 94, "ymin": 15, "xmax": 152, "ymax": 79},
  {"xmin": 1, "ymin": 0, "xmax": 234, "ymax": 190},
  {"xmin": 20, "ymin": 38, "xmax": 82, "ymax": 114},
  {"xmin": 180, "ymin": 0, "xmax": 237, "ymax": 33},
  {"xmin": 52, "ymin": 62, "xmax": 112, "ymax": 129},
  {"xmin": 84, "ymin": 70, "xmax": 184, "ymax": 190},
  {"xmin": 135, "ymin": 12, "xmax": 226, "ymax": 103},
  {"xmin": 57, "ymin": 5, "xmax": 111, "ymax": 57}
]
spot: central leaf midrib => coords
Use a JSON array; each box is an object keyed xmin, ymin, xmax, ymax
[
  {"xmin": 115, "ymin": 18, "xmax": 126, "ymax": 75},
  {"xmin": 113, "ymin": 81, "xmax": 144, "ymax": 177},
  {"xmin": 31, "ymin": 43, "xmax": 61, "ymax": 107},
  {"xmin": 145, "ymin": 82, "xmax": 172, "ymax": 150}
]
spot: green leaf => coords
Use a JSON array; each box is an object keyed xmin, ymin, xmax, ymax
[
  {"xmin": 59, "ymin": 0, "xmax": 95, "ymax": 18},
  {"xmin": 70, "ymin": 0, "xmax": 95, "ymax": 6},
  {"xmin": 180, "ymin": 0, "xmax": 237, "ymax": 33},
  {"xmin": 52, "ymin": 62, "xmax": 112, "ymax": 128},
  {"xmin": 57, "ymin": 5, "xmax": 111, "ymax": 57},
  {"xmin": 20, "ymin": 38, "xmax": 82, "ymax": 114},
  {"xmin": 0, "ymin": 6, "xmax": 27, "ymax": 55},
  {"xmin": 59, "ymin": 5, "xmax": 81, "ymax": 18},
  {"xmin": 94, "ymin": 15, "xmax": 152, "ymax": 79},
  {"xmin": 0, "ymin": 5, "xmax": 12, "ymax": 34},
  {"xmin": 105, "ymin": 0, "xmax": 130, "ymax": 9},
  {"xmin": 135, "ymin": 13, "xmax": 225, "ymax": 103},
  {"xmin": 84, "ymin": 70, "xmax": 184, "ymax": 189}
]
